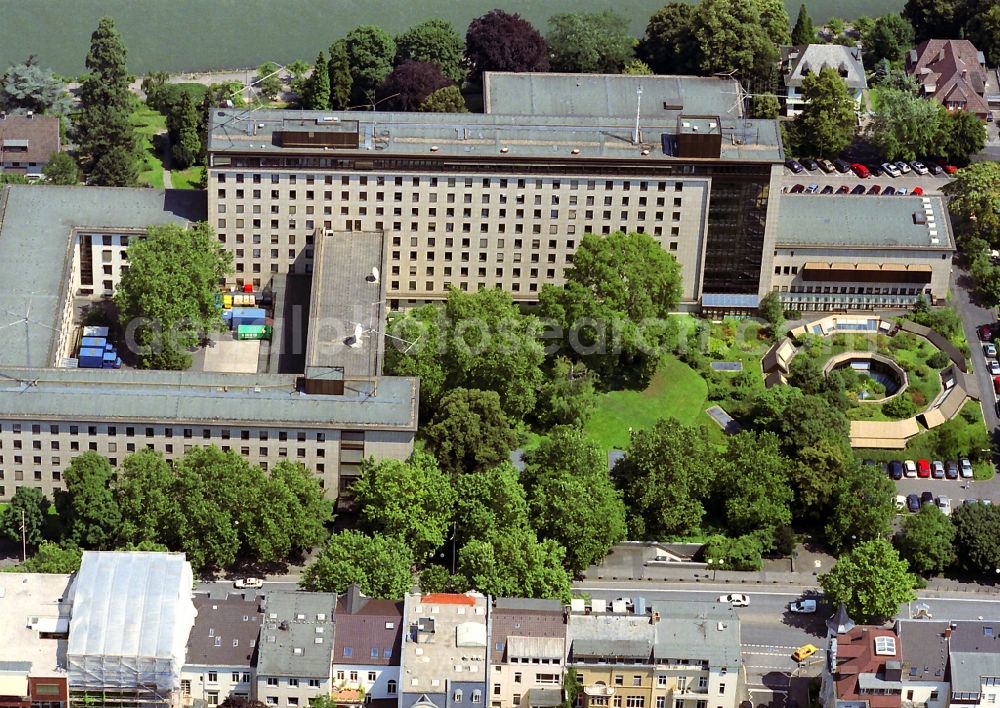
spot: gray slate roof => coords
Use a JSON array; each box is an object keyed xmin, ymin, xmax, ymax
[
  {"xmin": 651, "ymin": 601, "xmax": 742, "ymax": 667},
  {"xmin": 896, "ymin": 621, "xmax": 949, "ymax": 683},
  {"xmin": 949, "ymin": 621, "xmax": 1000, "ymax": 692},
  {"xmin": 186, "ymin": 593, "xmax": 262, "ymax": 668},
  {"xmin": 258, "ymin": 591, "xmax": 336, "ymax": 678},
  {"xmin": 782, "ymin": 44, "xmax": 867, "ymax": 90}
]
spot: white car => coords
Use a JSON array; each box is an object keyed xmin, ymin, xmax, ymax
[
  {"xmin": 990, "ymin": 359, "xmax": 1000, "ymax": 376},
  {"xmin": 719, "ymin": 593, "xmax": 750, "ymax": 607},
  {"xmin": 234, "ymin": 577, "xmax": 264, "ymax": 589},
  {"xmin": 882, "ymin": 162, "xmax": 902, "ymax": 177},
  {"xmin": 896, "ymin": 188, "xmax": 909, "ymax": 196},
  {"xmin": 911, "ymin": 161, "xmax": 929, "ymax": 176},
  {"xmin": 789, "ymin": 599, "xmax": 817, "ymax": 614},
  {"xmin": 895, "ymin": 494, "xmax": 908, "ymax": 511},
  {"xmin": 904, "ymin": 459, "xmax": 918, "ymax": 478},
  {"xmin": 960, "ymin": 458, "xmax": 974, "ymax": 479},
  {"xmin": 985, "ymin": 343, "xmax": 997, "ymax": 357},
  {"xmin": 896, "ymin": 161, "xmax": 912, "ymax": 174},
  {"xmin": 937, "ymin": 497, "xmax": 952, "ymax": 516}
]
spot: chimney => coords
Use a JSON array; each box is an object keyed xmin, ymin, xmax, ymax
[
  {"xmin": 651, "ymin": 611, "xmax": 661, "ymax": 624},
  {"xmin": 944, "ymin": 628, "xmax": 953, "ymax": 638}
]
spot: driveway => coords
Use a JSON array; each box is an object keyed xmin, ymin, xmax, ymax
[{"xmin": 782, "ymin": 167, "xmax": 952, "ymax": 196}]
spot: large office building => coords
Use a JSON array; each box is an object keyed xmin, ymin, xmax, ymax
[
  {"xmin": 0, "ymin": 185, "xmax": 417, "ymax": 503},
  {"xmin": 207, "ymin": 73, "xmax": 786, "ymax": 311}
]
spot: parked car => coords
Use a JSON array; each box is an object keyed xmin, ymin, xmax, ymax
[
  {"xmin": 869, "ymin": 163, "xmax": 886, "ymax": 177},
  {"xmin": 820, "ymin": 185, "xmax": 835, "ymax": 194},
  {"xmin": 907, "ymin": 493, "xmax": 920, "ymax": 512},
  {"xmin": 912, "ymin": 186, "xmax": 924, "ymax": 196},
  {"xmin": 917, "ymin": 459, "xmax": 931, "ymax": 477},
  {"xmin": 994, "ymin": 374, "xmax": 1000, "ymax": 394},
  {"xmin": 836, "ymin": 185, "xmax": 850, "ymax": 194},
  {"xmin": 832, "ymin": 158, "xmax": 851, "ymax": 173},
  {"xmin": 806, "ymin": 183, "xmax": 820, "ymax": 194},
  {"xmin": 961, "ymin": 458, "xmax": 974, "ymax": 478},
  {"xmin": 979, "ymin": 324, "xmax": 994, "ymax": 341},
  {"xmin": 896, "ymin": 187, "xmax": 909, "ymax": 196},
  {"xmin": 904, "ymin": 459, "xmax": 918, "ymax": 478},
  {"xmin": 939, "ymin": 161, "xmax": 958, "ymax": 174},
  {"xmin": 883, "ymin": 186, "xmax": 897, "ymax": 195},
  {"xmin": 895, "ymin": 495, "xmax": 907, "ymax": 511},
  {"xmin": 868, "ymin": 184, "xmax": 882, "ymax": 195},
  {"xmin": 932, "ymin": 460, "xmax": 945, "ymax": 479},
  {"xmin": 990, "ymin": 359, "xmax": 1000, "ymax": 376},
  {"xmin": 927, "ymin": 163, "xmax": 944, "ymax": 176},
  {"xmin": 851, "ymin": 184, "xmax": 866, "ymax": 194},
  {"xmin": 883, "ymin": 163, "xmax": 902, "ymax": 177},
  {"xmin": 790, "ymin": 183, "xmax": 806, "ymax": 193},
  {"xmin": 817, "ymin": 158, "xmax": 836, "ymax": 173},
  {"xmin": 889, "ymin": 460, "xmax": 904, "ymax": 479},
  {"xmin": 983, "ymin": 342, "xmax": 996, "ymax": 357},
  {"xmin": 801, "ymin": 158, "xmax": 819, "ymax": 171},
  {"xmin": 911, "ymin": 160, "xmax": 929, "ymax": 175},
  {"xmin": 792, "ymin": 644, "xmax": 819, "ymax": 662},
  {"xmin": 234, "ymin": 577, "xmax": 264, "ymax": 589},
  {"xmin": 851, "ymin": 163, "xmax": 871, "ymax": 178},
  {"xmin": 785, "ymin": 159, "xmax": 805, "ymax": 173},
  {"xmin": 937, "ymin": 497, "xmax": 952, "ymax": 516},
  {"xmin": 921, "ymin": 491, "xmax": 935, "ymax": 506},
  {"xmin": 789, "ymin": 599, "xmax": 818, "ymax": 614},
  {"xmin": 946, "ymin": 461, "xmax": 959, "ymax": 480},
  {"xmin": 895, "ymin": 161, "xmax": 912, "ymax": 174},
  {"xmin": 719, "ymin": 593, "xmax": 750, "ymax": 607},
  {"xmin": 983, "ymin": 499, "xmax": 993, "ymax": 506}
]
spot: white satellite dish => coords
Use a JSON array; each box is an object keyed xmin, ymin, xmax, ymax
[{"xmin": 368, "ymin": 267, "xmax": 380, "ymax": 284}]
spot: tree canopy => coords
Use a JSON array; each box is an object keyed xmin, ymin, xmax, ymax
[
  {"xmin": 465, "ymin": 10, "xmax": 549, "ymax": 81},
  {"xmin": 819, "ymin": 539, "xmax": 916, "ymax": 622},
  {"xmin": 395, "ymin": 19, "xmax": 466, "ymax": 84},
  {"xmin": 21, "ymin": 541, "xmax": 83, "ymax": 574},
  {"xmin": 327, "ymin": 40, "xmax": 352, "ymax": 110},
  {"xmin": 944, "ymin": 162, "xmax": 1000, "ymax": 245},
  {"xmin": 423, "ymin": 388, "xmax": 520, "ymax": 475},
  {"xmin": 823, "ymin": 464, "xmax": 896, "ymax": 555},
  {"xmin": 546, "ymin": 11, "xmax": 636, "ymax": 74},
  {"xmin": 868, "ymin": 88, "xmax": 946, "ymax": 161},
  {"xmin": 43, "ymin": 152, "xmax": 80, "ymax": 185},
  {"xmin": 420, "ymin": 85, "xmax": 468, "ymax": 113},
  {"xmin": 115, "ymin": 222, "xmax": 232, "ymax": 370},
  {"xmin": 864, "ymin": 14, "xmax": 915, "ymax": 66},
  {"xmin": 351, "ymin": 450, "xmax": 456, "ymax": 562},
  {"xmin": 0, "ymin": 60, "xmax": 71, "ymax": 114},
  {"xmin": 301, "ymin": 531, "xmax": 415, "ymax": 598},
  {"xmin": 457, "ymin": 527, "xmax": 571, "ymax": 601},
  {"xmin": 795, "ymin": 66, "xmax": 857, "ymax": 157},
  {"xmin": 59, "ymin": 451, "xmax": 121, "ymax": 550},
  {"xmin": 344, "ymin": 25, "xmax": 397, "ymax": 106},
  {"xmin": 377, "ymin": 61, "xmax": 449, "ymax": 112},
  {"xmin": 952, "ymin": 502, "xmax": 1000, "ymax": 575},
  {"xmin": 0, "ymin": 486, "xmax": 50, "ymax": 547},
  {"xmin": 790, "ymin": 4, "xmax": 815, "ymax": 45},
  {"xmin": 899, "ymin": 504, "xmax": 956, "ymax": 576},
  {"xmin": 638, "ymin": 3, "xmax": 698, "ymax": 75}
]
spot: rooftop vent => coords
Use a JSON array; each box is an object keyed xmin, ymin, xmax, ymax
[
  {"xmin": 430, "ymin": 146, "xmax": 438, "ymax": 152},
  {"xmin": 913, "ymin": 212, "xmax": 928, "ymax": 224}
]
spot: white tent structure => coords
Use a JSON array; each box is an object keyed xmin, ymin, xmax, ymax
[{"xmin": 67, "ymin": 551, "xmax": 196, "ymax": 701}]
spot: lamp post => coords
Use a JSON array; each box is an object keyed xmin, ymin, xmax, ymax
[{"xmin": 708, "ymin": 558, "xmax": 724, "ymax": 581}]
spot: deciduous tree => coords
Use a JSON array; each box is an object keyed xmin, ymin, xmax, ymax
[
  {"xmin": 689, "ymin": 0, "xmax": 786, "ymax": 91},
  {"xmin": 819, "ymin": 539, "xmax": 916, "ymax": 621},
  {"xmin": 899, "ymin": 504, "xmax": 955, "ymax": 575},
  {"xmin": 22, "ymin": 541, "xmax": 82, "ymax": 573},
  {"xmin": 377, "ymin": 61, "xmax": 449, "ymax": 112},
  {"xmin": 749, "ymin": 93, "xmax": 780, "ymax": 119},
  {"xmin": 758, "ymin": 291, "xmax": 784, "ymax": 330},
  {"xmin": 868, "ymin": 88, "xmax": 945, "ymax": 161},
  {"xmin": 546, "ymin": 11, "xmax": 636, "ymax": 74},
  {"xmin": 423, "ymin": 388, "xmax": 520, "ymax": 475},
  {"xmin": 457, "ymin": 527, "xmax": 571, "ymax": 601},
  {"xmin": 351, "ymin": 450, "xmax": 456, "ymax": 562},
  {"xmin": 301, "ymin": 530, "xmax": 414, "ymax": 598},
  {"xmin": 454, "ymin": 463, "xmax": 530, "ymax": 544},
  {"xmin": 254, "ymin": 62, "xmax": 282, "ymax": 101},
  {"xmin": 60, "ymin": 451, "xmax": 121, "ymax": 550},
  {"xmin": 535, "ymin": 357, "xmax": 598, "ymax": 429},
  {"xmin": 43, "ymin": 152, "xmax": 80, "ymax": 185},
  {"xmin": 114, "ymin": 449, "xmax": 179, "ymax": 547},
  {"xmin": 943, "ymin": 161, "xmax": 1000, "ymax": 244},
  {"xmin": 267, "ymin": 461, "xmax": 331, "ymax": 552},
  {"xmin": 638, "ymin": 3, "xmax": 698, "ymax": 75},
  {"xmin": 522, "ymin": 428, "xmax": 627, "ymax": 574},
  {"xmin": 904, "ymin": 0, "xmax": 962, "ymax": 41},
  {"xmin": 941, "ymin": 109, "xmax": 987, "ymax": 164},
  {"xmin": 115, "ymin": 222, "xmax": 232, "ymax": 370},
  {"xmin": 714, "ymin": 431, "xmax": 792, "ymax": 547},
  {"xmin": 419, "ymin": 85, "xmax": 468, "ymax": 112},
  {"xmin": 952, "ymin": 502, "xmax": 1000, "ymax": 575},
  {"xmin": 345, "ymin": 25, "xmax": 397, "ymax": 106},
  {"xmin": 865, "ymin": 14, "xmax": 915, "ymax": 66},
  {"xmin": 796, "ymin": 66, "xmax": 857, "ymax": 157},
  {"xmin": 395, "ymin": 19, "xmax": 466, "ymax": 84},
  {"xmin": 465, "ymin": 10, "xmax": 549, "ymax": 81},
  {"xmin": 622, "ymin": 59, "xmax": 653, "ymax": 75},
  {"xmin": 824, "ymin": 464, "xmax": 896, "ymax": 554},
  {"xmin": 0, "ymin": 486, "xmax": 50, "ymax": 547}
]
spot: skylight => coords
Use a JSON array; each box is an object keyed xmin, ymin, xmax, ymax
[{"xmin": 874, "ymin": 636, "xmax": 896, "ymax": 656}]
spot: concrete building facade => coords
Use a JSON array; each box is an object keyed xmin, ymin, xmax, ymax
[
  {"xmin": 489, "ymin": 598, "xmax": 566, "ymax": 708},
  {"xmin": 330, "ymin": 584, "xmax": 403, "ymax": 707}
]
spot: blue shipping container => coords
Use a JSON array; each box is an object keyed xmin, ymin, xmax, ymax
[
  {"xmin": 81, "ymin": 336, "xmax": 106, "ymax": 349},
  {"xmin": 230, "ymin": 307, "xmax": 266, "ymax": 327},
  {"xmin": 79, "ymin": 347, "xmax": 105, "ymax": 368}
]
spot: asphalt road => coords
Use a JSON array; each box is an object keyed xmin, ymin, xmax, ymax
[{"xmin": 782, "ymin": 166, "xmax": 953, "ymax": 196}]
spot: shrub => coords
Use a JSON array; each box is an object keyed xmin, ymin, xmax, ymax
[
  {"xmin": 883, "ymin": 395, "xmax": 918, "ymax": 418},
  {"xmin": 703, "ymin": 534, "xmax": 764, "ymax": 571},
  {"xmin": 910, "ymin": 390, "xmax": 926, "ymax": 406},
  {"xmin": 927, "ymin": 351, "xmax": 951, "ymax": 369},
  {"xmin": 783, "ymin": 309, "xmax": 801, "ymax": 320}
]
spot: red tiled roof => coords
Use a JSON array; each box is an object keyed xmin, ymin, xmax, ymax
[
  {"xmin": 834, "ymin": 626, "xmax": 902, "ymax": 708},
  {"xmin": 907, "ymin": 39, "xmax": 989, "ymax": 116},
  {"xmin": 421, "ymin": 593, "xmax": 476, "ymax": 606}
]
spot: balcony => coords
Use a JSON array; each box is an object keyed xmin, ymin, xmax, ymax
[{"xmin": 584, "ymin": 684, "xmax": 616, "ymax": 697}]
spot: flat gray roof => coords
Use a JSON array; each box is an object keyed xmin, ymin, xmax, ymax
[
  {"xmin": 258, "ymin": 591, "xmax": 336, "ymax": 678},
  {"xmin": 0, "ymin": 185, "xmax": 205, "ymax": 368},
  {"xmin": 306, "ymin": 231, "xmax": 386, "ymax": 379},
  {"xmin": 0, "ymin": 366, "xmax": 417, "ymax": 430},
  {"xmin": 208, "ymin": 107, "xmax": 782, "ymax": 163},
  {"xmin": 0, "ymin": 573, "xmax": 73, "ymax": 674},
  {"xmin": 483, "ymin": 72, "xmax": 741, "ymax": 119},
  {"xmin": 651, "ymin": 601, "xmax": 742, "ymax": 667},
  {"xmin": 777, "ymin": 195, "xmax": 955, "ymax": 249}
]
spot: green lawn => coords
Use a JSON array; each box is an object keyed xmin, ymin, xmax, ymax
[
  {"xmin": 171, "ymin": 165, "xmax": 204, "ymax": 189},
  {"xmin": 132, "ymin": 105, "xmax": 166, "ymax": 188},
  {"xmin": 585, "ymin": 354, "xmax": 712, "ymax": 450}
]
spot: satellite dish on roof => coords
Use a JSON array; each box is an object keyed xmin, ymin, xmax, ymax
[
  {"xmin": 347, "ymin": 323, "xmax": 365, "ymax": 348},
  {"xmin": 367, "ymin": 267, "xmax": 380, "ymax": 284}
]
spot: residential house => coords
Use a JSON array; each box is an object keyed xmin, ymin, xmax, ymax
[
  {"xmin": 0, "ymin": 113, "xmax": 60, "ymax": 178},
  {"xmin": 399, "ymin": 592, "xmax": 489, "ymax": 708},
  {"xmin": 894, "ymin": 621, "xmax": 948, "ymax": 708},
  {"xmin": 823, "ymin": 625, "xmax": 903, "ymax": 708},
  {"xmin": 489, "ymin": 598, "xmax": 567, "ymax": 708},
  {"xmin": 906, "ymin": 40, "xmax": 990, "ymax": 119},
  {"xmin": 180, "ymin": 593, "xmax": 263, "ymax": 707},
  {"xmin": 0, "ymin": 573, "xmax": 73, "ymax": 708},
  {"xmin": 947, "ymin": 620, "xmax": 1000, "ymax": 707},
  {"xmin": 330, "ymin": 584, "xmax": 403, "ymax": 708},
  {"xmin": 256, "ymin": 592, "xmax": 336, "ymax": 708},
  {"xmin": 780, "ymin": 44, "xmax": 867, "ymax": 116}
]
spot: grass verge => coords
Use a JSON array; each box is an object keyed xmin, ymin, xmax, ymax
[
  {"xmin": 171, "ymin": 165, "xmax": 204, "ymax": 189},
  {"xmin": 132, "ymin": 104, "xmax": 166, "ymax": 188}
]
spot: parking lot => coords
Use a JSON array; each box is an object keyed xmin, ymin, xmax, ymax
[{"xmin": 782, "ymin": 164, "xmax": 953, "ymax": 196}]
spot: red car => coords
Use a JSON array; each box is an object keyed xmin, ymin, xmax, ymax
[
  {"xmin": 937, "ymin": 159, "xmax": 958, "ymax": 174},
  {"xmin": 912, "ymin": 186, "xmax": 924, "ymax": 195},
  {"xmin": 995, "ymin": 375, "xmax": 1000, "ymax": 395},
  {"xmin": 917, "ymin": 459, "xmax": 931, "ymax": 478},
  {"xmin": 980, "ymin": 324, "xmax": 994, "ymax": 341},
  {"xmin": 851, "ymin": 163, "xmax": 870, "ymax": 178}
]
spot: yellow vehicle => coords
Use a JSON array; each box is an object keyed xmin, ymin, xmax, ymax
[{"xmin": 792, "ymin": 644, "xmax": 818, "ymax": 662}]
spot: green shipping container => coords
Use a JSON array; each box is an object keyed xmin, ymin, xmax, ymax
[{"xmin": 236, "ymin": 324, "xmax": 272, "ymax": 340}]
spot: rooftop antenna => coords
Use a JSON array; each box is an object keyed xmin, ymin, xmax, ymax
[
  {"xmin": 0, "ymin": 290, "xmax": 58, "ymax": 392},
  {"xmin": 633, "ymin": 85, "xmax": 643, "ymax": 144}
]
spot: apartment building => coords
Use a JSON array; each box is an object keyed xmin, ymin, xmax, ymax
[
  {"xmin": 206, "ymin": 73, "xmax": 785, "ymax": 311},
  {"xmin": 180, "ymin": 593, "xmax": 264, "ymax": 707},
  {"xmin": 894, "ymin": 622, "xmax": 948, "ymax": 708},
  {"xmin": 780, "ymin": 45, "xmax": 867, "ymax": 116},
  {"xmin": 0, "ymin": 573, "xmax": 73, "ymax": 708},
  {"xmin": 0, "ymin": 185, "xmax": 417, "ymax": 503},
  {"xmin": 399, "ymin": 592, "xmax": 489, "ymax": 708},
  {"xmin": 823, "ymin": 625, "xmax": 904, "ymax": 708},
  {"xmin": 489, "ymin": 598, "xmax": 567, "ymax": 708},
  {"xmin": 256, "ymin": 592, "xmax": 337, "ymax": 708},
  {"xmin": 947, "ymin": 621, "xmax": 1000, "ymax": 708},
  {"xmin": 566, "ymin": 598, "xmax": 743, "ymax": 708},
  {"xmin": 770, "ymin": 195, "xmax": 955, "ymax": 312},
  {"xmin": 330, "ymin": 584, "xmax": 403, "ymax": 707}
]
